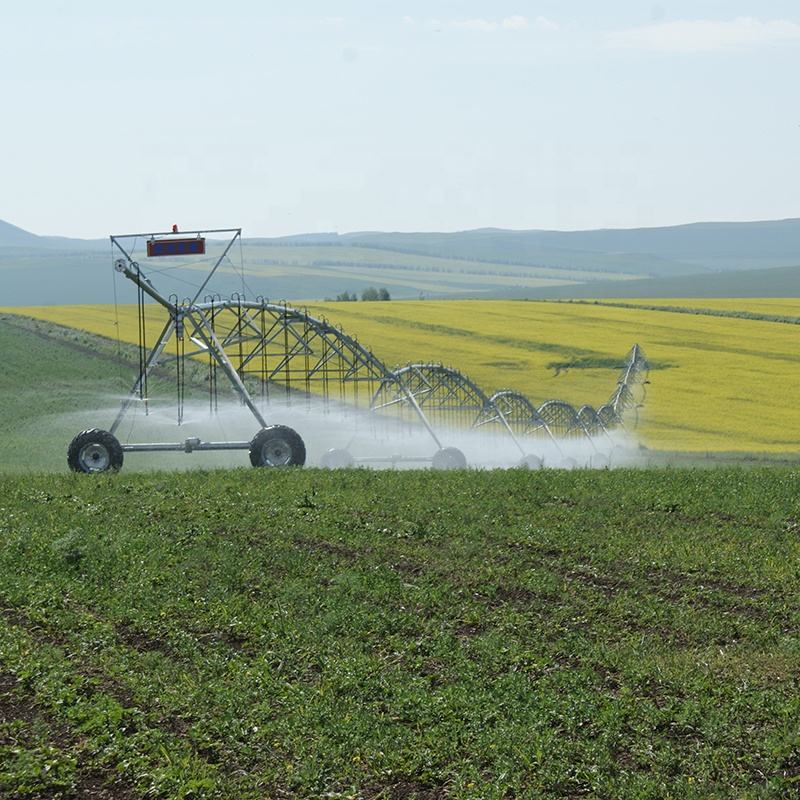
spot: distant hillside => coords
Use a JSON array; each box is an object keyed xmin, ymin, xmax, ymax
[
  {"xmin": 340, "ymin": 219, "xmax": 800, "ymax": 272},
  {"xmin": 0, "ymin": 219, "xmax": 41, "ymax": 246},
  {"xmin": 519, "ymin": 263, "xmax": 800, "ymax": 300},
  {"xmin": 1, "ymin": 217, "xmax": 799, "ymax": 304}
]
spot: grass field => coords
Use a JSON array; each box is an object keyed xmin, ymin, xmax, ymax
[
  {"xmin": 0, "ymin": 316, "xmax": 138, "ymax": 473},
  {"xmin": 0, "ymin": 242, "xmax": 642, "ymax": 307},
  {"xmin": 1, "ymin": 467, "xmax": 799, "ymax": 799},
  {"xmin": 170, "ymin": 245, "xmax": 595, "ymax": 297},
  {"xmin": 241, "ymin": 244, "xmax": 636, "ymax": 285},
  {"xmin": 3, "ymin": 299, "xmax": 798, "ymax": 454}
]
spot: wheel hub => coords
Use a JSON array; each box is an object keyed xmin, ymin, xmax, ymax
[
  {"xmin": 79, "ymin": 443, "xmax": 110, "ymax": 472},
  {"xmin": 261, "ymin": 439, "xmax": 292, "ymax": 466}
]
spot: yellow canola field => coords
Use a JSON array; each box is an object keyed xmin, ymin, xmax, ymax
[
  {"xmin": 4, "ymin": 300, "xmax": 799, "ymax": 453},
  {"xmin": 613, "ymin": 297, "xmax": 800, "ymax": 317}
]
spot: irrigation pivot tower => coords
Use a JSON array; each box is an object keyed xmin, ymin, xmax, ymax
[{"xmin": 67, "ymin": 226, "xmax": 307, "ymax": 473}]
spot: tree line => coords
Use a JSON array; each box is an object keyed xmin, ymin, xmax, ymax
[{"xmin": 330, "ymin": 287, "xmax": 391, "ymax": 302}]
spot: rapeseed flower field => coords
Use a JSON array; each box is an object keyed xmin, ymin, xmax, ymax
[
  {"xmin": 3, "ymin": 300, "xmax": 798, "ymax": 453},
  {"xmin": 612, "ymin": 297, "xmax": 800, "ymax": 317}
]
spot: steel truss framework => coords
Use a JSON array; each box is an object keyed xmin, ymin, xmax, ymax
[
  {"xmin": 371, "ymin": 345, "xmax": 649, "ymax": 445},
  {"xmin": 107, "ymin": 228, "xmax": 391, "ymax": 433},
  {"xmin": 127, "ymin": 298, "xmax": 648, "ymax": 449},
  {"xmin": 174, "ymin": 297, "xmax": 389, "ymax": 414},
  {"xmin": 371, "ymin": 364, "xmax": 491, "ymax": 428},
  {"xmin": 118, "ymin": 285, "xmax": 648, "ymax": 451}
]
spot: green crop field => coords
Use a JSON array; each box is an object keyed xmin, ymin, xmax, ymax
[
  {"xmin": 0, "ymin": 242, "xmax": 642, "ymax": 307},
  {"xmin": 0, "ymin": 316, "xmax": 128, "ymax": 473},
  {"xmin": 1, "ymin": 467, "xmax": 799, "ymax": 798}
]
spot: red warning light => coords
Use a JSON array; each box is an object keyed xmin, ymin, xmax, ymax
[{"xmin": 172, "ymin": 224, "xmax": 178, "ymax": 233}]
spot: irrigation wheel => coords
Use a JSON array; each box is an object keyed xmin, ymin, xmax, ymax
[
  {"xmin": 67, "ymin": 429, "xmax": 124, "ymax": 474},
  {"xmin": 431, "ymin": 447, "xmax": 467, "ymax": 471},
  {"xmin": 320, "ymin": 448, "xmax": 354, "ymax": 469},
  {"xmin": 249, "ymin": 425, "xmax": 306, "ymax": 467},
  {"xmin": 518, "ymin": 454, "xmax": 544, "ymax": 470}
]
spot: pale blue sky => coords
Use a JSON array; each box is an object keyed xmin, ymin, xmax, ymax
[{"xmin": 2, "ymin": 1, "xmax": 799, "ymax": 237}]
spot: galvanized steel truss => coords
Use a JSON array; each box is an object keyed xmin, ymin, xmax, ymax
[
  {"xmin": 374, "ymin": 346, "xmax": 650, "ymax": 444},
  {"xmin": 108, "ymin": 228, "xmax": 650, "ymax": 453},
  {"xmin": 371, "ymin": 364, "xmax": 491, "ymax": 430},
  {"xmin": 172, "ymin": 297, "xmax": 389, "ymax": 412}
]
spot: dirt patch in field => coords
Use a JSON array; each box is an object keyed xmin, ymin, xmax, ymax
[
  {"xmin": 0, "ymin": 604, "xmax": 71, "ymax": 649},
  {"xmin": 499, "ymin": 542, "xmax": 633, "ymax": 597},
  {"xmin": 646, "ymin": 567, "xmax": 772, "ymax": 600},
  {"xmin": 489, "ymin": 585, "xmax": 557, "ymax": 606},
  {"xmin": 194, "ymin": 628, "xmax": 254, "ymax": 654},
  {"xmin": 115, "ymin": 621, "xmax": 178, "ymax": 657},
  {"xmin": 593, "ymin": 663, "xmax": 622, "ymax": 695},
  {"xmin": 454, "ymin": 621, "xmax": 485, "ymax": 639},
  {"xmin": 389, "ymin": 558, "xmax": 425, "ymax": 577},
  {"xmin": 643, "ymin": 567, "xmax": 790, "ymax": 629},
  {"xmin": 561, "ymin": 567, "xmax": 630, "ymax": 596},
  {"xmin": 294, "ymin": 536, "xmax": 367, "ymax": 560},
  {"xmin": 68, "ymin": 770, "xmax": 138, "ymax": 800},
  {"xmin": 613, "ymin": 746, "xmax": 648, "ymax": 774},
  {"xmin": 0, "ymin": 671, "xmax": 38, "ymax": 729},
  {"xmin": 646, "ymin": 504, "xmax": 777, "ymax": 533}
]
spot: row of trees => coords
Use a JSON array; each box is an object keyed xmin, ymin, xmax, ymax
[{"xmin": 332, "ymin": 287, "xmax": 391, "ymax": 302}]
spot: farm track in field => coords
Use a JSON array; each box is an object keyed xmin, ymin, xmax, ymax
[
  {"xmin": 289, "ymin": 530, "xmax": 794, "ymax": 646},
  {"xmin": 0, "ymin": 599, "xmax": 446, "ymax": 798},
  {"xmin": 2, "ymin": 514, "xmax": 794, "ymax": 699}
]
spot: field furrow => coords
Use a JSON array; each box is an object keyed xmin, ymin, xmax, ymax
[{"xmin": 0, "ymin": 468, "xmax": 798, "ymax": 797}]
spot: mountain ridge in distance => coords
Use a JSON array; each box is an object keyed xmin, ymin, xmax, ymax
[{"xmin": 0, "ymin": 216, "xmax": 798, "ymax": 304}]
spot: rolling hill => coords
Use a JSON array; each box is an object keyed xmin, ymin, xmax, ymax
[
  {"xmin": 342, "ymin": 218, "xmax": 800, "ymax": 271},
  {"xmin": 521, "ymin": 263, "xmax": 800, "ymax": 300},
  {"xmin": 1, "ymin": 217, "xmax": 799, "ymax": 304}
]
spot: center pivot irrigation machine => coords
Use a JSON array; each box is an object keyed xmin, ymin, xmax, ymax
[
  {"xmin": 67, "ymin": 225, "xmax": 651, "ymax": 473},
  {"xmin": 68, "ymin": 226, "xmax": 321, "ymax": 473}
]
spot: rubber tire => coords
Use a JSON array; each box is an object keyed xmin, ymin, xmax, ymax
[
  {"xmin": 249, "ymin": 425, "xmax": 306, "ymax": 467},
  {"xmin": 67, "ymin": 428, "xmax": 124, "ymax": 474},
  {"xmin": 590, "ymin": 453, "xmax": 609, "ymax": 469},
  {"xmin": 518, "ymin": 454, "xmax": 543, "ymax": 470},
  {"xmin": 320, "ymin": 448, "xmax": 354, "ymax": 469},
  {"xmin": 431, "ymin": 446, "xmax": 467, "ymax": 471},
  {"xmin": 559, "ymin": 457, "xmax": 578, "ymax": 470}
]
